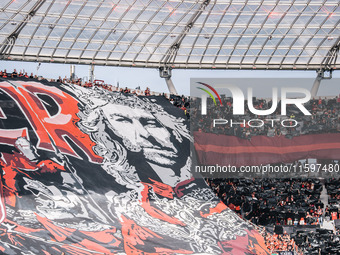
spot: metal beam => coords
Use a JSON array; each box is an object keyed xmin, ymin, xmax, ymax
[
  {"xmin": 165, "ymin": 78, "xmax": 177, "ymax": 95},
  {"xmin": 89, "ymin": 65, "xmax": 94, "ymax": 83},
  {"xmin": 161, "ymin": 0, "xmax": 211, "ymax": 67},
  {"xmin": 159, "ymin": 0, "xmax": 211, "ymax": 94},
  {"xmin": 311, "ymin": 37, "xmax": 339, "ymax": 97},
  {"xmin": 321, "ymin": 37, "xmax": 340, "ymax": 70},
  {"xmin": 70, "ymin": 65, "xmax": 76, "ymax": 81},
  {"xmin": 311, "ymin": 73, "xmax": 323, "ymax": 98},
  {"xmin": 0, "ymin": 0, "xmax": 46, "ymax": 58},
  {"xmin": 4, "ymin": 54, "xmax": 339, "ymax": 70}
]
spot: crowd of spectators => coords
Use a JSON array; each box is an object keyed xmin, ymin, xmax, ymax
[
  {"xmin": 261, "ymin": 227, "xmax": 340, "ymax": 255},
  {"xmin": 293, "ymin": 228, "xmax": 340, "ymax": 254},
  {"xmin": 3, "ymin": 69, "xmax": 339, "ymax": 138},
  {"xmin": 264, "ymin": 230, "xmax": 297, "ymax": 254},
  {"xmin": 4, "ymin": 68, "xmax": 340, "ymax": 255},
  {"xmin": 207, "ymin": 175, "xmax": 340, "ymax": 254},
  {"xmin": 325, "ymin": 178, "xmax": 340, "ymax": 222},
  {"xmin": 207, "ymin": 177, "xmax": 324, "ymax": 226},
  {"xmin": 260, "ymin": 227, "xmax": 340, "ymax": 255},
  {"xmin": 0, "ymin": 69, "xmax": 36, "ymax": 79},
  {"xmin": 0, "ymin": 68, "xmax": 192, "ymax": 118},
  {"xmin": 191, "ymin": 95, "xmax": 340, "ymax": 140},
  {"xmin": 169, "ymin": 94, "xmax": 190, "ymax": 117},
  {"xmin": 0, "ymin": 69, "xmax": 153, "ymax": 94}
]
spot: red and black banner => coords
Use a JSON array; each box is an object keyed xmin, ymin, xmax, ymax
[
  {"xmin": 195, "ymin": 131, "xmax": 340, "ymax": 167},
  {"xmin": 0, "ymin": 78, "xmax": 269, "ymax": 255}
]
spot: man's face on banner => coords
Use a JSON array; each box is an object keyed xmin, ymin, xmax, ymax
[{"xmin": 101, "ymin": 104, "xmax": 178, "ymax": 166}]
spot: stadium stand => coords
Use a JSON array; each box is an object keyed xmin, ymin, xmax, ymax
[
  {"xmin": 207, "ymin": 178, "xmax": 324, "ymax": 226},
  {"xmin": 2, "ymin": 69, "xmax": 340, "ymax": 255},
  {"xmin": 207, "ymin": 177, "xmax": 340, "ymax": 254},
  {"xmin": 0, "ymin": 1, "xmax": 339, "ymax": 254},
  {"xmin": 191, "ymin": 96, "xmax": 340, "ymax": 139}
]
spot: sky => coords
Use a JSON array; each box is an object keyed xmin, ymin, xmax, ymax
[
  {"xmin": 1, "ymin": 60, "xmax": 339, "ymax": 96},
  {"xmin": 191, "ymin": 77, "xmax": 340, "ymax": 98}
]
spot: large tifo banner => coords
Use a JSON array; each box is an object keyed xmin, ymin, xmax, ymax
[
  {"xmin": 0, "ymin": 79, "xmax": 269, "ymax": 254},
  {"xmin": 190, "ymin": 78, "xmax": 340, "ymax": 178}
]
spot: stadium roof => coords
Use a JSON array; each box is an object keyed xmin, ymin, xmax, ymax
[{"xmin": 0, "ymin": 0, "xmax": 339, "ymax": 70}]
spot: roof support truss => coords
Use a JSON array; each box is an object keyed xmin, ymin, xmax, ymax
[
  {"xmin": 0, "ymin": 0, "xmax": 46, "ymax": 58},
  {"xmin": 160, "ymin": 0, "xmax": 211, "ymax": 67}
]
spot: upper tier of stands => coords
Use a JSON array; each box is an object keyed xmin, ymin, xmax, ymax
[{"xmin": 191, "ymin": 95, "xmax": 340, "ymax": 140}]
